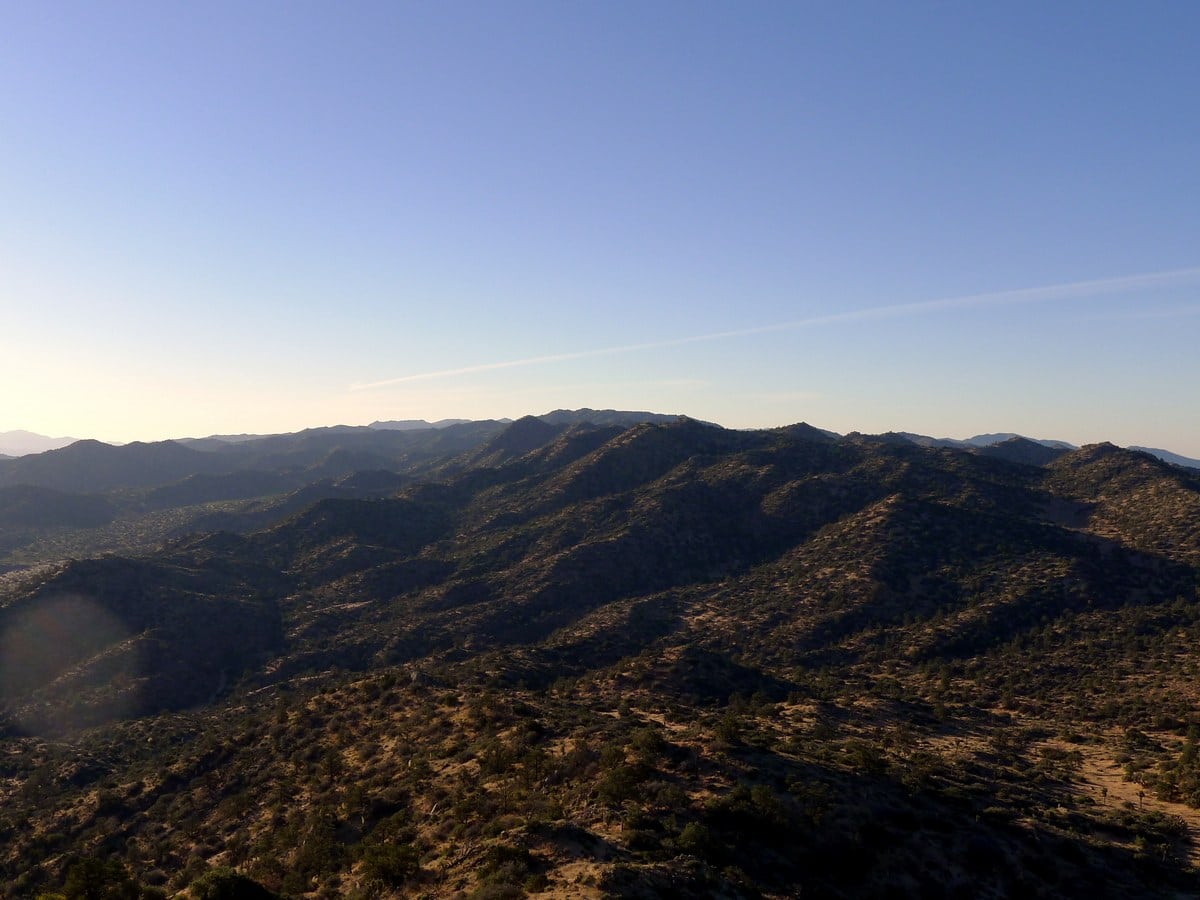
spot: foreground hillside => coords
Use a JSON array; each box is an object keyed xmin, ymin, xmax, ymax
[{"xmin": 2, "ymin": 418, "xmax": 1199, "ymax": 898}]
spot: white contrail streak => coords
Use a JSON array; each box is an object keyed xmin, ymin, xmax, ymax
[{"xmin": 349, "ymin": 266, "xmax": 1200, "ymax": 390}]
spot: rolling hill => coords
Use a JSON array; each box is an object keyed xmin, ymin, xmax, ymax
[{"xmin": 1, "ymin": 415, "xmax": 1199, "ymax": 897}]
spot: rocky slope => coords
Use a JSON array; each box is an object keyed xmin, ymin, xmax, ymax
[{"xmin": 2, "ymin": 419, "xmax": 1199, "ymax": 898}]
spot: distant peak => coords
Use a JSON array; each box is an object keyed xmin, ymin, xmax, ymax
[
  {"xmin": 478, "ymin": 416, "xmax": 563, "ymax": 458},
  {"xmin": 1130, "ymin": 446, "xmax": 1200, "ymax": 470},
  {"xmin": 769, "ymin": 422, "xmax": 838, "ymax": 444},
  {"xmin": 1053, "ymin": 442, "xmax": 1131, "ymax": 468},
  {"xmin": 536, "ymin": 408, "xmax": 717, "ymax": 429},
  {"xmin": 504, "ymin": 415, "xmax": 559, "ymax": 436},
  {"xmin": 369, "ymin": 418, "xmax": 471, "ymax": 431},
  {"xmin": 0, "ymin": 430, "xmax": 80, "ymax": 456}
]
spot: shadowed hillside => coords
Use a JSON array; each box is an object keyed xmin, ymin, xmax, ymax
[
  {"xmin": 2, "ymin": 419, "xmax": 1199, "ymax": 897},
  {"xmin": 0, "ymin": 440, "xmax": 227, "ymax": 493}
]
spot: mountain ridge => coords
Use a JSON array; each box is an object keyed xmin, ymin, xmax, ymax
[
  {"xmin": 0, "ymin": 430, "xmax": 78, "ymax": 457},
  {"xmin": 1131, "ymin": 445, "xmax": 1200, "ymax": 471},
  {"xmin": 2, "ymin": 418, "xmax": 1200, "ymax": 896},
  {"xmin": 4, "ymin": 417, "xmax": 1195, "ymax": 471}
]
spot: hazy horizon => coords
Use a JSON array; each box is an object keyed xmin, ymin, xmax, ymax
[
  {"xmin": 4, "ymin": 414, "xmax": 1200, "ymax": 465},
  {"xmin": 3, "ymin": 3, "xmax": 1197, "ymax": 457}
]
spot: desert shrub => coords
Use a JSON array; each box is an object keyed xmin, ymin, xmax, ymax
[
  {"xmin": 597, "ymin": 764, "xmax": 645, "ymax": 805},
  {"xmin": 60, "ymin": 857, "xmax": 162, "ymax": 900},
  {"xmin": 282, "ymin": 810, "xmax": 347, "ymax": 892},
  {"xmin": 188, "ymin": 867, "xmax": 276, "ymax": 900},
  {"xmin": 706, "ymin": 783, "xmax": 789, "ymax": 840},
  {"xmin": 630, "ymin": 727, "xmax": 668, "ymax": 764},
  {"xmin": 474, "ymin": 842, "xmax": 538, "ymax": 894},
  {"xmin": 677, "ymin": 821, "xmax": 717, "ymax": 859},
  {"xmin": 359, "ymin": 842, "xmax": 420, "ymax": 887}
]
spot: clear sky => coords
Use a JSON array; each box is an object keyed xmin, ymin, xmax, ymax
[{"xmin": 2, "ymin": 1, "xmax": 1198, "ymax": 455}]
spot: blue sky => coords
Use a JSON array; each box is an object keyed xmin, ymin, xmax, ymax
[{"xmin": 2, "ymin": 1, "xmax": 1198, "ymax": 455}]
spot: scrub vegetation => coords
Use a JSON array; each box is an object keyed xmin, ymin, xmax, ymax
[{"xmin": 2, "ymin": 414, "xmax": 1199, "ymax": 897}]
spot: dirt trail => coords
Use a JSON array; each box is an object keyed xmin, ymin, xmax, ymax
[{"xmin": 1059, "ymin": 734, "xmax": 1200, "ymax": 869}]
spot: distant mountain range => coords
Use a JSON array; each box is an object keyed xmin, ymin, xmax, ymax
[
  {"xmin": 0, "ymin": 430, "xmax": 77, "ymax": 457},
  {"xmin": 368, "ymin": 417, "xmax": 477, "ymax": 431},
  {"xmin": 892, "ymin": 431, "xmax": 1077, "ymax": 451},
  {"xmin": 3, "ymin": 416, "xmax": 1196, "ymax": 471},
  {"xmin": 1131, "ymin": 446, "xmax": 1200, "ymax": 470}
]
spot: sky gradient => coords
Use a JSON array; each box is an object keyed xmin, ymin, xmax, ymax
[{"xmin": 3, "ymin": 2, "xmax": 1198, "ymax": 455}]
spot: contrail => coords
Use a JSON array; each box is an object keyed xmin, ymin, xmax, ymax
[{"xmin": 349, "ymin": 266, "xmax": 1200, "ymax": 390}]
